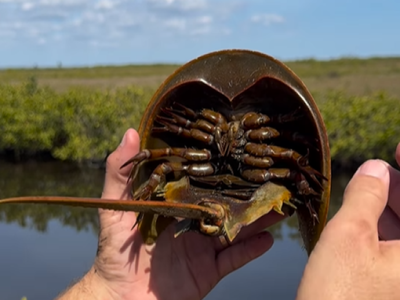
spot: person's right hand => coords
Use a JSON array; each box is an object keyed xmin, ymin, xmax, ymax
[{"xmin": 296, "ymin": 143, "xmax": 400, "ymax": 300}]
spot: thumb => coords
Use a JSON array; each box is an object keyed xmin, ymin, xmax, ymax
[
  {"xmin": 335, "ymin": 159, "xmax": 390, "ymax": 241},
  {"xmin": 101, "ymin": 128, "xmax": 140, "ymax": 201}
]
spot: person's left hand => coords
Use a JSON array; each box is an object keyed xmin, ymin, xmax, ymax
[{"xmin": 58, "ymin": 128, "xmax": 286, "ymax": 300}]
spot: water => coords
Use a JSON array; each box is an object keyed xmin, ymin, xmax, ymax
[{"xmin": 0, "ymin": 161, "xmax": 351, "ymax": 300}]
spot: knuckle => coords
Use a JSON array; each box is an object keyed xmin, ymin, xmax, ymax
[
  {"xmin": 328, "ymin": 217, "xmax": 375, "ymax": 247},
  {"xmin": 346, "ymin": 218, "xmax": 374, "ymax": 238},
  {"xmin": 105, "ymin": 151, "xmax": 117, "ymax": 170}
]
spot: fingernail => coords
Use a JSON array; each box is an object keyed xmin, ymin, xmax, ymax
[
  {"xmin": 357, "ymin": 159, "xmax": 388, "ymax": 179},
  {"xmin": 120, "ymin": 131, "xmax": 128, "ymax": 147}
]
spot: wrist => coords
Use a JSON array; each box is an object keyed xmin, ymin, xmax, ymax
[{"xmin": 56, "ymin": 267, "xmax": 121, "ymax": 300}]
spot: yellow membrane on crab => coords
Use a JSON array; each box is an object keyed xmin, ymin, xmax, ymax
[
  {"xmin": 162, "ymin": 176, "xmax": 294, "ymax": 242},
  {"xmin": 223, "ymin": 181, "xmax": 293, "ymax": 242}
]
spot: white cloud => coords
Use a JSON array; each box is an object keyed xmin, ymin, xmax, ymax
[
  {"xmin": 251, "ymin": 13, "xmax": 285, "ymax": 26},
  {"xmin": 146, "ymin": 0, "xmax": 208, "ymax": 12},
  {"xmin": 196, "ymin": 15, "xmax": 212, "ymax": 25},
  {"xmin": 35, "ymin": 0, "xmax": 87, "ymax": 8},
  {"xmin": 189, "ymin": 27, "xmax": 211, "ymax": 36},
  {"xmin": 21, "ymin": 2, "xmax": 34, "ymax": 10},
  {"xmin": 164, "ymin": 18, "xmax": 186, "ymax": 30},
  {"xmin": 95, "ymin": 0, "xmax": 115, "ymax": 10},
  {"xmin": 0, "ymin": 0, "xmax": 285, "ymax": 49},
  {"xmin": 37, "ymin": 37, "xmax": 46, "ymax": 44}
]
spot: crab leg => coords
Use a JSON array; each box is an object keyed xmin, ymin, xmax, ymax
[
  {"xmin": 244, "ymin": 127, "xmax": 318, "ymax": 151},
  {"xmin": 131, "ymin": 161, "xmax": 216, "ymax": 229},
  {"xmin": 244, "ymin": 143, "xmax": 326, "ymax": 188},
  {"xmin": 156, "ymin": 110, "xmax": 215, "ymax": 134},
  {"xmin": 245, "ymin": 143, "xmax": 306, "ymax": 163},
  {"xmin": 306, "ymin": 200, "xmax": 320, "ymax": 225},
  {"xmin": 240, "ymin": 108, "xmax": 302, "ymax": 130},
  {"xmin": 220, "ymin": 189, "xmax": 255, "ymax": 200},
  {"xmin": 245, "ymin": 127, "xmax": 280, "ymax": 141},
  {"xmin": 154, "ymin": 103, "xmax": 230, "ymax": 154},
  {"xmin": 241, "ymin": 154, "xmax": 275, "ymax": 168},
  {"xmin": 189, "ymin": 174, "xmax": 259, "ymax": 188},
  {"xmin": 152, "ymin": 119, "xmax": 215, "ymax": 145},
  {"xmin": 134, "ymin": 162, "xmax": 215, "ymax": 200},
  {"xmin": 170, "ymin": 102, "xmax": 229, "ymax": 131},
  {"xmin": 241, "ymin": 168, "xmax": 320, "ymax": 197},
  {"xmin": 187, "ymin": 175, "xmax": 259, "ymax": 200},
  {"xmin": 120, "ymin": 148, "xmax": 212, "ymax": 181},
  {"xmin": 158, "ymin": 105, "xmax": 229, "ymax": 133}
]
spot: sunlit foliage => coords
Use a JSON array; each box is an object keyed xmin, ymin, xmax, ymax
[
  {"xmin": 0, "ymin": 77, "xmax": 153, "ymax": 163},
  {"xmin": 1, "ymin": 77, "xmax": 399, "ymax": 166}
]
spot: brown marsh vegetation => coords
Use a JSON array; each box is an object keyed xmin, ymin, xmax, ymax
[{"xmin": 1, "ymin": 57, "xmax": 400, "ymax": 97}]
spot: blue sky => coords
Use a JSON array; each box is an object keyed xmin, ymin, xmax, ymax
[{"xmin": 0, "ymin": 0, "xmax": 399, "ymax": 68}]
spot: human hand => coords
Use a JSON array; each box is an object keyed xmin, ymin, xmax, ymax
[
  {"xmin": 58, "ymin": 128, "xmax": 285, "ymax": 300},
  {"xmin": 296, "ymin": 143, "xmax": 400, "ymax": 300}
]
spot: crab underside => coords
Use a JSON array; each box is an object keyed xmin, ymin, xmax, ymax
[{"xmin": 123, "ymin": 96, "xmax": 327, "ymax": 245}]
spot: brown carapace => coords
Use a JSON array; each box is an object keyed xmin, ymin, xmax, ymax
[{"xmin": 0, "ymin": 49, "xmax": 331, "ymax": 255}]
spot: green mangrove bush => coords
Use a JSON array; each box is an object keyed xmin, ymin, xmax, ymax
[
  {"xmin": 318, "ymin": 90, "xmax": 400, "ymax": 165},
  {"xmin": 0, "ymin": 77, "xmax": 59, "ymax": 154},
  {"xmin": 53, "ymin": 85, "xmax": 151, "ymax": 161},
  {"xmin": 1, "ymin": 79, "xmax": 399, "ymax": 166},
  {"xmin": 0, "ymin": 79, "xmax": 153, "ymax": 162}
]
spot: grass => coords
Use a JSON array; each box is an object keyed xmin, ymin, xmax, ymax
[{"xmin": 1, "ymin": 56, "xmax": 400, "ymax": 97}]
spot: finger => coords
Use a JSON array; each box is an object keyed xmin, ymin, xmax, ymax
[
  {"xmin": 373, "ymin": 160, "xmax": 400, "ymax": 240},
  {"xmin": 101, "ymin": 128, "xmax": 140, "ymax": 200},
  {"xmin": 396, "ymin": 142, "xmax": 400, "ymax": 166},
  {"xmin": 378, "ymin": 206, "xmax": 400, "ymax": 240},
  {"xmin": 216, "ymin": 231, "xmax": 274, "ymax": 278},
  {"xmin": 387, "ymin": 164, "xmax": 400, "ymax": 216},
  {"xmin": 336, "ymin": 160, "xmax": 390, "ymax": 239}
]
